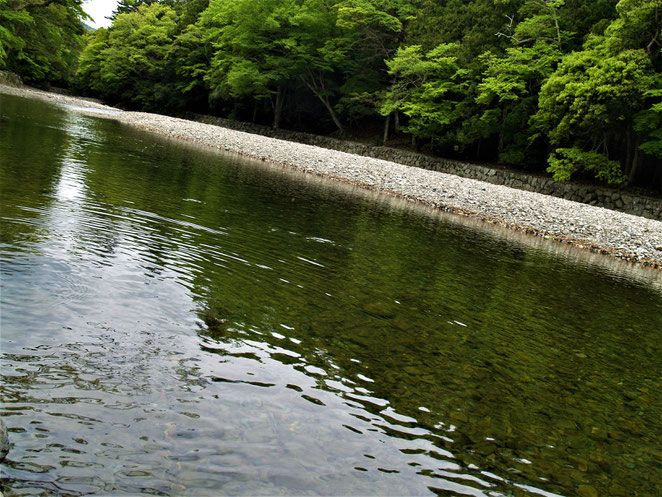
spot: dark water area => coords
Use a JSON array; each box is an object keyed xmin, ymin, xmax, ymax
[{"xmin": 1, "ymin": 92, "xmax": 662, "ymax": 496}]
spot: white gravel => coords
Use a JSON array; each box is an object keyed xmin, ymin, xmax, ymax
[{"xmin": 2, "ymin": 84, "xmax": 661, "ymax": 270}]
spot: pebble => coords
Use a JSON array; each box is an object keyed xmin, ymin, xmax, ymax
[{"xmin": 2, "ymin": 84, "xmax": 661, "ymax": 270}]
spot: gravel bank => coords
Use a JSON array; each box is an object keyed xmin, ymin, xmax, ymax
[{"xmin": 2, "ymin": 84, "xmax": 661, "ymax": 270}]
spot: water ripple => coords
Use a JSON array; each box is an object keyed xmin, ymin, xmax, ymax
[{"xmin": 2, "ymin": 93, "xmax": 662, "ymax": 497}]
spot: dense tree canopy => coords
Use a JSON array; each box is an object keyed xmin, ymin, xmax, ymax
[
  {"xmin": 0, "ymin": 0, "xmax": 88, "ymax": 84},
  {"xmin": 3, "ymin": 0, "xmax": 661, "ymax": 190},
  {"xmin": 77, "ymin": 4, "xmax": 180, "ymax": 110}
]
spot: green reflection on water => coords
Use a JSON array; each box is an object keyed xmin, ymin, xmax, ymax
[{"xmin": 1, "ymin": 92, "xmax": 662, "ymax": 496}]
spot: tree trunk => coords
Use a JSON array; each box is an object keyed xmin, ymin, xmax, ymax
[
  {"xmin": 394, "ymin": 112, "xmax": 400, "ymax": 134},
  {"xmin": 625, "ymin": 129, "xmax": 632, "ymax": 176},
  {"xmin": 383, "ymin": 113, "xmax": 391, "ymax": 144},
  {"xmin": 252, "ymin": 101, "xmax": 258, "ymax": 124},
  {"xmin": 647, "ymin": 4, "xmax": 660, "ymax": 56},
  {"xmin": 497, "ymin": 107, "xmax": 507, "ymax": 159},
  {"xmin": 272, "ymin": 86, "xmax": 284, "ymax": 129},
  {"xmin": 302, "ymin": 76, "xmax": 344, "ymax": 133},
  {"xmin": 320, "ymin": 95, "xmax": 344, "ymax": 133},
  {"xmin": 629, "ymin": 135, "xmax": 641, "ymax": 185}
]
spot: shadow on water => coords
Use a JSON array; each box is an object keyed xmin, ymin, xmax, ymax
[{"xmin": 1, "ymin": 92, "xmax": 662, "ymax": 496}]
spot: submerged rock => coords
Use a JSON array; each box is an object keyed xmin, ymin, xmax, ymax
[{"xmin": 0, "ymin": 418, "xmax": 8, "ymax": 463}]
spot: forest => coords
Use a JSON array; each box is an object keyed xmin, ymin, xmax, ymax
[{"xmin": 1, "ymin": 0, "xmax": 661, "ymax": 190}]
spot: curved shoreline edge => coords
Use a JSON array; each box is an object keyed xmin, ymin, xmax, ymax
[{"xmin": 2, "ymin": 84, "xmax": 661, "ymax": 271}]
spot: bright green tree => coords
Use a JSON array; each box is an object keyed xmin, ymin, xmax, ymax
[
  {"xmin": 1, "ymin": 0, "xmax": 89, "ymax": 84},
  {"xmin": 168, "ymin": 22, "xmax": 211, "ymax": 112},
  {"xmin": 477, "ymin": 41, "xmax": 561, "ymax": 165},
  {"xmin": 77, "ymin": 4, "xmax": 179, "ymax": 109},
  {"xmin": 535, "ymin": 44, "xmax": 653, "ymax": 184},
  {"xmin": 635, "ymin": 75, "xmax": 662, "ymax": 160},
  {"xmin": 534, "ymin": 0, "xmax": 660, "ymax": 184},
  {"xmin": 474, "ymin": 0, "xmax": 568, "ymax": 165},
  {"xmin": 199, "ymin": 0, "xmax": 296, "ymax": 127},
  {"xmin": 0, "ymin": 0, "xmax": 30, "ymax": 65},
  {"xmin": 76, "ymin": 27, "xmax": 109, "ymax": 95},
  {"xmin": 379, "ymin": 43, "xmax": 474, "ymax": 150}
]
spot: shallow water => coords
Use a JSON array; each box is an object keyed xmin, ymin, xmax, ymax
[{"xmin": 1, "ymin": 92, "xmax": 662, "ymax": 496}]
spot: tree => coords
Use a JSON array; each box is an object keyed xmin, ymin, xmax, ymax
[
  {"xmin": 477, "ymin": 41, "xmax": 560, "ymax": 164},
  {"xmin": 77, "ymin": 4, "xmax": 179, "ymax": 109},
  {"xmin": 76, "ymin": 27, "xmax": 110, "ymax": 95},
  {"xmin": 380, "ymin": 43, "xmax": 473, "ymax": 151},
  {"xmin": 535, "ymin": 43, "xmax": 654, "ymax": 184},
  {"xmin": 334, "ymin": 0, "xmax": 415, "ymax": 136},
  {"xmin": 199, "ymin": 0, "xmax": 298, "ymax": 127},
  {"xmin": 288, "ymin": 0, "xmax": 354, "ymax": 133},
  {"xmin": 474, "ymin": 0, "xmax": 567, "ymax": 165},
  {"xmin": 0, "ymin": 0, "xmax": 31, "ymax": 66},
  {"xmin": 1, "ymin": 0, "xmax": 89, "ymax": 84},
  {"xmin": 605, "ymin": 0, "xmax": 661, "ymax": 63},
  {"xmin": 169, "ymin": 22, "xmax": 211, "ymax": 112},
  {"xmin": 533, "ymin": 0, "xmax": 661, "ymax": 184},
  {"xmin": 200, "ymin": 0, "xmax": 353, "ymax": 132},
  {"xmin": 634, "ymin": 74, "xmax": 662, "ymax": 165},
  {"xmin": 111, "ymin": 0, "xmax": 156, "ymax": 19}
]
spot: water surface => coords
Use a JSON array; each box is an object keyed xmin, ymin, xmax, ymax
[{"xmin": 1, "ymin": 93, "xmax": 662, "ymax": 496}]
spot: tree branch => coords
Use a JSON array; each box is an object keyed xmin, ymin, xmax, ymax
[{"xmin": 647, "ymin": 5, "xmax": 660, "ymax": 56}]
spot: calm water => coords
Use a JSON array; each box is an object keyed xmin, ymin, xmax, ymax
[{"xmin": 1, "ymin": 93, "xmax": 662, "ymax": 497}]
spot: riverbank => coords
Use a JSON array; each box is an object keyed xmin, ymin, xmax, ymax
[
  {"xmin": 193, "ymin": 114, "xmax": 662, "ymax": 221},
  {"xmin": 2, "ymin": 83, "xmax": 661, "ymax": 269}
]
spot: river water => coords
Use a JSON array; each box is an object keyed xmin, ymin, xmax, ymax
[{"xmin": 1, "ymin": 93, "xmax": 661, "ymax": 496}]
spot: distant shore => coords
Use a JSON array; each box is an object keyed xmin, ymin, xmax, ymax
[{"xmin": 2, "ymin": 83, "xmax": 661, "ymax": 270}]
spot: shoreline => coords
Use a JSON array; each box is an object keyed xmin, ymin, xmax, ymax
[{"xmin": 2, "ymin": 84, "xmax": 661, "ymax": 271}]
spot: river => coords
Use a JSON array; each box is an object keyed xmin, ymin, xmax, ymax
[{"xmin": 1, "ymin": 92, "xmax": 661, "ymax": 496}]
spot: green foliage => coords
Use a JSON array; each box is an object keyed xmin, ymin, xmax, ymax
[
  {"xmin": 76, "ymin": 27, "xmax": 109, "ymax": 95},
  {"xmin": 0, "ymin": 1, "xmax": 29, "ymax": 64},
  {"xmin": 111, "ymin": 0, "xmax": 156, "ymax": 18},
  {"xmin": 64, "ymin": 0, "xmax": 661, "ymax": 189},
  {"xmin": 1, "ymin": 0, "xmax": 88, "ymax": 84},
  {"xmin": 533, "ymin": 0, "xmax": 659, "ymax": 183},
  {"xmin": 635, "ymin": 74, "xmax": 662, "ymax": 158},
  {"xmin": 198, "ymin": 0, "xmax": 365, "ymax": 130},
  {"xmin": 77, "ymin": 4, "xmax": 179, "ymax": 109},
  {"xmin": 199, "ymin": 0, "xmax": 297, "ymax": 102},
  {"xmin": 406, "ymin": 0, "xmax": 519, "ymax": 54},
  {"xmin": 535, "ymin": 46, "xmax": 653, "ymax": 146},
  {"xmin": 605, "ymin": 0, "xmax": 662, "ymax": 59},
  {"xmin": 547, "ymin": 147, "xmax": 626, "ymax": 184},
  {"xmin": 503, "ymin": 0, "xmax": 566, "ymax": 47},
  {"xmin": 476, "ymin": 40, "xmax": 561, "ymax": 164},
  {"xmin": 380, "ymin": 43, "xmax": 474, "ymax": 147},
  {"xmin": 334, "ymin": 0, "xmax": 414, "ymax": 120},
  {"xmin": 170, "ymin": 23, "xmax": 209, "ymax": 96}
]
